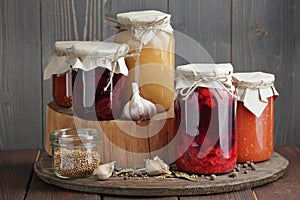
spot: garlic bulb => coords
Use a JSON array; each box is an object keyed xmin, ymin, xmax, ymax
[
  {"xmin": 92, "ymin": 161, "xmax": 115, "ymax": 181},
  {"xmin": 122, "ymin": 82, "xmax": 157, "ymax": 121},
  {"xmin": 145, "ymin": 156, "xmax": 171, "ymax": 176}
]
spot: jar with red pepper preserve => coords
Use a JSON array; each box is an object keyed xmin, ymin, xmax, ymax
[
  {"xmin": 44, "ymin": 41, "xmax": 81, "ymax": 108},
  {"xmin": 175, "ymin": 63, "xmax": 237, "ymax": 175},
  {"xmin": 72, "ymin": 42, "xmax": 129, "ymax": 121},
  {"xmin": 233, "ymin": 72, "xmax": 279, "ymax": 163}
]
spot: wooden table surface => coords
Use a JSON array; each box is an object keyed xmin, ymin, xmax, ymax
[{"xmin": 0, "ymin": 146, "xmax": 299, "ymax": 200}]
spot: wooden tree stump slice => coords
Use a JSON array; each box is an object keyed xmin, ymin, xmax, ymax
[
  {"xmin": 45, "ymin": 101, "xmax": 177, "ymax": 168},
  {"xmin": 34, "ymin": 151, "xmax": 289, "ymax": 196}
]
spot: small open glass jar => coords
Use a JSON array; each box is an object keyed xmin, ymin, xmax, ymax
[
  {"xmin": 115, "ymin": 10, "xmax": 175, "ymax": 113},
  {"xmin": 50, "ymin": 128, "xmax": 101, "ymax": 179},
  {"xmin": 233, "ymin": 72, "xmax": 279, "ymax": 163},
  {"xmin": 175, "ymin": 63, "xmax": 237, "ymax": 175}
]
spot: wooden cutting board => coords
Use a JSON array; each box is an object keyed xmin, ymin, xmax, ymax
[{"xmin": 34, "ymin": 151, "xmax": 288, "ymax": 196}]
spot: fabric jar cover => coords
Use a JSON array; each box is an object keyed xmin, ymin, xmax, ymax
[
  {"xmin": 44, "ymin": 41, "xmax": 86, "ymax": 79},
  {"xmin": 116, "ymin": 10, "xmax": 174, "ymax": 46},
  {"xmin": 176, "ymin": 63, "xmax": 234, "ymax": 99},
  {"xmin": 232, "ymin": 72, "xmax": 279, "ymax": 117},
  {"xmin": 43, "ymin": 41, "xmax": 129, "ymax": 79}
]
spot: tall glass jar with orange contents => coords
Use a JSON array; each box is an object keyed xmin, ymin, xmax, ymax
[
  {"xmin": 233, "ymin": 72, "xmax": 279, "ymax": 163},
  {"xmin": 44, "ymin": 41, "xmax": 79, "ymax": 108},
  {"xmin": 115, "ymin": 10, "xmax": 175, "ymax": 113}
]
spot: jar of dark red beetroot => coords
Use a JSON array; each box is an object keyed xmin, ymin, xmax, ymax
[
  {"xmin": 175, "ymin": 63, "xmax": 237, "ymax": 175},
  {"xmin": 72, "ymin": 42, "xmax": 129, "ymax": 120},
  {"xmin": 44, "ymin": 41, "xmax": 80, "ymax": 108},
  {"xmin": 233, "ymin": 72, "xmax": 279, "ymax": 163}
]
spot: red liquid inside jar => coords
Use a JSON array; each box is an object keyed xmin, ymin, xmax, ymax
[
  {"xmin": 73, "ymin": 68, "xmax": 126, "ymax": 120},
  {"xmin": 52, "ymin": 71, "xmax": 75, "ymax": 108},
  {"xmin": 175, "ymin": 87, "xmax": 237, "ymax": 174},
  {"xmin": 236, "ymin": 97, "xmax": 274, "ymax": 163}
]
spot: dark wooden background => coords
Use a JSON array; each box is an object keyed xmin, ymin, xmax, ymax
[{"xmin": 0, "ymin": 0, "xmax": 298, "ymax": 149}]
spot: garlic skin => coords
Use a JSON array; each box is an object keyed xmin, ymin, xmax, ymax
[
  {"xmin": 92, "ymin": 161, "xmax": 115, "ymax": 181},
  {"xmin": 122, "ymin": 82, "xmax": 157, "ymax": 121},
  {"xmin": 145, "ymin": 156, "xmax": 171, "ymax": 176}
]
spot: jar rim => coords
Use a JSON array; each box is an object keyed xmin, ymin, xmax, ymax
[{"xmin": 50, "ymin": 128, "xmax": 101, "ymax": 146}]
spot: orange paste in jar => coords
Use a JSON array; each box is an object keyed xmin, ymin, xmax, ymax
[
  {"xmin": 115, "ymin": 30, "xmax": 175, "ymax": 112},
  {"xmin": 236, "ymin": 97, "xmax": 274, "ymax": 163},
  {"xmin": 52, "ymin": 71, "xmax": 74, "ymax": 108},
  {"xmin": 115, "ymin": 10, "xmax": 175, "ymax": 113}
]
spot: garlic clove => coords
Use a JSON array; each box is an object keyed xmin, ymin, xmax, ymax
[
  {"xmin": 122, "ymin": 82, "xmax": 157, "ymax": 121},
  {"xmin": 145, "ymin": 156, "xmax": 171, "ymax": 176},
  {"xmin": 92, "ymin": 161, "xmax": 116, "ymax": 181}
]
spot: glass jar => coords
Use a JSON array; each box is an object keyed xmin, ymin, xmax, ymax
[
  {"xmin": 72, "ymin": 42, "xmax": 129, "ymax": 120},
  {"xmin": 233, "ymin": 72, "xmax": 279, "ymax": 163},
  {"xmin": 175, "ymin": 64, "xmax": 237, "ymax": 175},
  {"xmin": 50, "ymin": 128, "xmax": 101, "ymax": 179},
  {"xmin": 44, "ymin": 41, "xmax": 80, "ymax": 108},
  {"xmin": 52, "ymin": 71, "xmax": 76, "ymax": 108},
  {"xmin": 115, "ymin": 10, "xmax": 175, "ymax": 113}
]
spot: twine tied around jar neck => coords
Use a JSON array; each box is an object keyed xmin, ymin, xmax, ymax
[
  {"xmin": 103, "ymin": 52, "xmax": 139, "ymax": 92},
  {"xmin": 233, "ymin": 80, "xmax": 275, "ymax": 90},
  {"xmin": 120, "ymin": 16, "xmax": 170, "ymax": 31},
  {"xmin": 103, "ymin": 45, "xmax": 129, "ymax": 92},
  {"xmin": 107, "ymin": 16, "xmax": 170, "ymax": 31},
  {"xmin": 179, "ymin": 74, "xmax": 238, "ymax": 101}
]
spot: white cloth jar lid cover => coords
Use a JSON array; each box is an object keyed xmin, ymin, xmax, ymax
[
  {"xmin": 116, "ymin": 10, "xmax": 173, "ymax": 46},
  {"xmin": 117, "ymin": 10, "xmax": 171, "ymax": 27},
  {"xmin": 233, "ymin": 72, "xmax": 279, "ymax": 117},
  {"xmin": 54, "ymin": 41, "xmax": 95, "ymax": 56},
  {"xmin": 43, "ymin": 41, "xmax": 129, "ymax": 79},
  {"xmin": 177, "ymin": 63, "xmax": 233, "ymax": 78},
  {"xmin": 176, "ymin": 63, "xmax": 234, "ymax": 98}
]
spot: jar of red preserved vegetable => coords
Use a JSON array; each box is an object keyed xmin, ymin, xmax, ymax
[
  {"xmin": 232, "ymin": 72, "xmax": 279, "ymax": 163},
  {"xmin": 72, "ymin": 42, "xmax": 129, "ymax": 121},
  {"xmin": 44, "ymin": 41, "xmax": 81, "ymax": 108},
  {"xmin": 175, "ymin": 63, "xmax": 237, "ymax": 175}
]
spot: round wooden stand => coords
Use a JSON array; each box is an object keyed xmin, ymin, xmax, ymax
[
  {"xmin": 35, "ymin": 151, "xmax": 288, "ymax": 196},
  {"xmin": 45, "ymin": 102, "xmax": 177, "ymax": 168}
]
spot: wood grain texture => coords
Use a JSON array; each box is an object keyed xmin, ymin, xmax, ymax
[
  {"xmin": 0, "ymin": 149, "xmax": 38, "ymax": 200},
  {"xmin": 0, "ymin": 0, "xmax": 42, "ymax": 149},
  {"xmin": 253, "ymin": 147, "xmax": 300, "ymax": 200},
  {"xmin": 295, "ymin": 0, "xmax": 300, "ymax": 145},
  {"xmin": 41, "ymin": 0, "xmax": 105, "ymax": 149},
  {"xmin": 232, "ymin": 0, "xmax": 296, "ymax": 145},
  {"xmin": 179, "ymin": 189, "xmax": 256, "ymax": 200},
  {"xmin": 44, "ymin": 102, "xmax": 177, "ymax": 168},
  {"xmin": 103, "ymin": 196, "xmax": 178, "ymax": 200},
  {"xmin": 169, "ymin": 0, "xmax": 231, "ymax": 63}
]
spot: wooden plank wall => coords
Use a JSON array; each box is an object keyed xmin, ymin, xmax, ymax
[
  {"xmin": 0, "ymin": 0, "xmax": 42, "ymax": 149},
  {"xmin": 232, "ymin": 0, "xmax": 295, "ymax": 145},
  {"xmin": 0, "ymin": 0, "xmax": 298, "ymax": 149},
  {"xmin": 295, "ymin": 0, "xmax": 300, "ymax": 145}
]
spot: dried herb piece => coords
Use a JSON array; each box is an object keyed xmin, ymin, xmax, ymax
[{"xmin": 174, "ymin": 171, "xmax": 198, "ymax": 181}]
